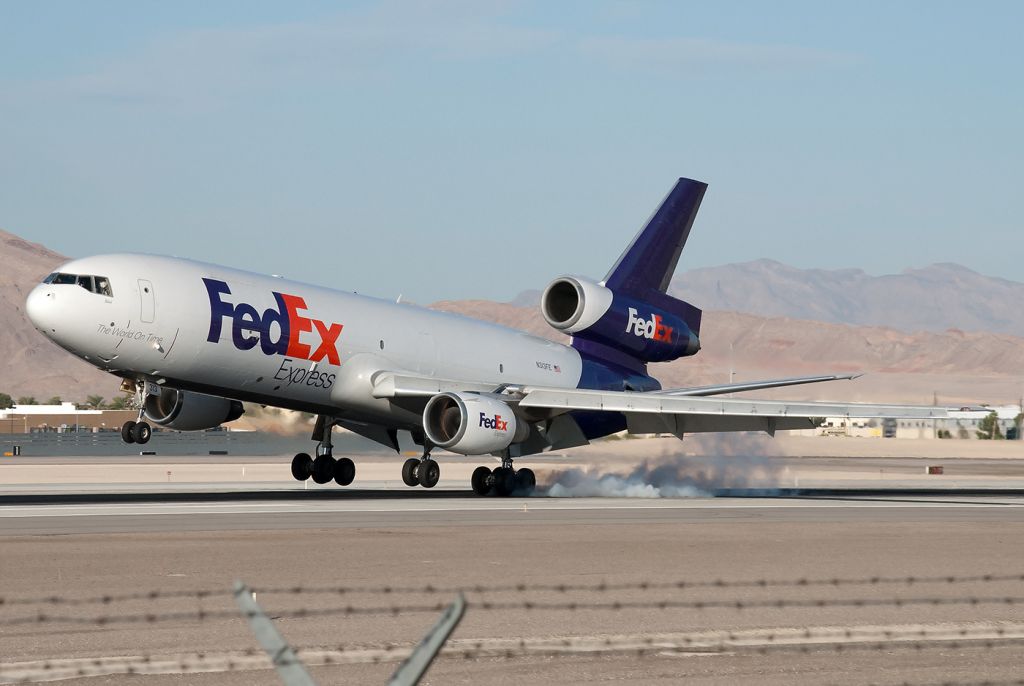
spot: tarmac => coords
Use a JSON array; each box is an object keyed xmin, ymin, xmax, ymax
[{"xmin": 3, "ymin": 445, "xmax": 1024, "ymax": 684}]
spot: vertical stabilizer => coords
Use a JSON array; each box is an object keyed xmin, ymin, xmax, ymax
[{"xmin": 603, "ymin": 178, "xmax": 707, "ymax": 295}]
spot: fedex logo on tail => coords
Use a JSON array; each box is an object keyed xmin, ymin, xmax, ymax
[
  {"xmin": 479, "ymin": 413, "xmax": 509, "ymax": 432},
  {"xmin": 626, "ymin": 307, "xmax": 673, "ymax": 343},
  {"xmin": 204, "ymin": 278, "xmax": 343, "ymax": 365}
]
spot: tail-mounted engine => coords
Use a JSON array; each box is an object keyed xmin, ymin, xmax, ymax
[
  {"xmin": 423, "ymin": 392, "xmax": 529, "ymax": 456},
  {"xmin": 541, "ymin": 178, "xmax": 708, "ymax": 369},
  {"xmin": 144, "ymin": 387, "xmax": 244, "ymax": 431},
  {"xmin": 541, "ymin": 276, "xmax": 701, "ymax": 364}
]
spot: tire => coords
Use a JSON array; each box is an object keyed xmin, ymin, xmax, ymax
[
  {"xmin": 492, "ymin": 467, "xmax": 516, "ymax": 497},
  {"xmin": 418, "ymin": 460, "xmax": 440, "ymax": 488},
  {"xmin": 131, "ymin": 421, "xmax": 152, "ymax": 445},
  {"xmin": 290, "ymin": 453, "xmax": 312, "ymax": 481},
  {"xmin": 471, "ymin": 466, "xmax": 492, "ymax": 496},
  {"xmin": 515, "ymin": 468, "xmax": 536, "ymax": 494},
  {"xmin": 334, "ymin": 457, "xmax": 355, "ymax": 486},
  {"xmin": 311, "ymin": 455, "xmax": 335, "ymax": 484},
  {"xmin": 402, "ymin": 458, "xmax": 420, "ymax": 487},
  {"xmin": 121, "ymin": 421, "xmax": 137, "ymax": 444}
]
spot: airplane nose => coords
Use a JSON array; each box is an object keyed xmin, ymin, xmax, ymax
[{"xmin": 25, "ymin": 285, "xmax": 55, "ymax": 333}]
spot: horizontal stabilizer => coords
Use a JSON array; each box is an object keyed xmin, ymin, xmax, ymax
[{"xmin": 655, "ymin": 374, "xmax": 862, "ymax": 398}]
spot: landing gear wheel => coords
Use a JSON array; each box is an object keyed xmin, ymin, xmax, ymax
[
  {"xmin": 515, "ymin": 468, "xmax": 536, "ymax": 494},
  {"xmin": 471, "ymin": 466, "xmax": 492, "ymax": 496},
  {"xmin": 418, "ymin": 460, "xmax": 440, "ymax": 488},
  {"xmin": 334, "ymin": 457, "xmax": 355, "ymax": 486},
  {"xmin": 131, "ymin": 421, "xmax": 152, "ymax": 445},
  {"xmin": 402, "ymin": 458, "xmax": 420, "ymax": 487},
  {"xmin": 121, "ymin": 421, "xmax": 137, "ymax": 444},
  {"xmin": 311, "ymin": 454, "xmax": 335, "ymax": 484},
  {"xmin": 492, "ymin": 467, "xmax": 516, "ymax": 497},
  {"xmin": 291, "ymin": 453, "xmax": 312, "ymax": 481}
]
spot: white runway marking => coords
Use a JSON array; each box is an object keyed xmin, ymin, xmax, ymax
[{"xmin": 0, "ymin": 495, "xmax": 1020, "ymax": 519}]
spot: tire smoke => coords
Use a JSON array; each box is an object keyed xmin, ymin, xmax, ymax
[{"xmin": 537, "ymin": 434, "xmax": 782, "ymax": 498}]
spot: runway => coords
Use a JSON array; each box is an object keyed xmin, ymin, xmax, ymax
[
  {"xmin": 2, "ymin": 487, "xmax": 1024, "ymax": 540},
  {"xmin": 3, "ymin": 455, "xmax": 1024, "ymax": 684}
]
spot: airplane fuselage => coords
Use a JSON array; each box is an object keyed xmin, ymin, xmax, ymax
[{"xmin": 25, "ymin": 253, "xmax": 652, "ymax": 433}]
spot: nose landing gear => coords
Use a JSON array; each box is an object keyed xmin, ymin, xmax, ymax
[
  {"xmin": 120, "ymin": 420, "xmax": 152, "ymax": 445},
  {"xmin": 290, "ymin": 416, "xmax": 356, "ymax": 487},
  {"xmin": 119, "ymin": 382, "xmax": 151, "ymax": 445}
]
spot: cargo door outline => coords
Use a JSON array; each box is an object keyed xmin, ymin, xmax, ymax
[
  {"xmin": 416, "ymin": 332, "xmax": 437, "ymax": 375},
  {"xmin": 139, "ymin": 279, "xmax": 155, "ymax": 323}
]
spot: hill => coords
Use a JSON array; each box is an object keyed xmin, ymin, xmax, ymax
[
  {"xmin": 432, "ymin": 300, "xmax": 1024, "ymax": 406},
  {"xmin": 668, "ymin": 259, "xmax": 1024, "ymax": 337},
  {"xmin": 0, "ymin": 230, "xmax": 114, "ymax": 402}
]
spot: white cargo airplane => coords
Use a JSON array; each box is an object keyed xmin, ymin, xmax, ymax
[{"xmin": 25, "ymin": 178, "xmax": 946, "ymax": 495}]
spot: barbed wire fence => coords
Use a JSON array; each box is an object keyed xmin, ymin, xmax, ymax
[{"xmin": 2, "ymin": 572, "xmax": 1023, "ymax": 685}]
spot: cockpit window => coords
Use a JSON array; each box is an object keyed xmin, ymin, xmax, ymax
[
  {"xmin": 44, "ymin": 272, "xmax": 113, "ymax": 296},
  {"xmin": 47, "ymin": 273, "xmax": 77, "ymax": 285}
]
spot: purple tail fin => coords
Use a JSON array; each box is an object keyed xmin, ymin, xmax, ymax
[{"xmin": 604, "ymin": 178, "xmax": 707, "ymax": 296}]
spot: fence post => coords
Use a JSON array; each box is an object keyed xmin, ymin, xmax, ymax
[
  {"xmin": 387, "ymin": 593, "xmax": 466, "ymax": 686},
  {"xmin": 233, "ymin": 581, "xmax": 316, "ymax": 686}
]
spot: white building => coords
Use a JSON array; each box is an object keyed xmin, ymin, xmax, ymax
[
  {"xmin": 0, "ymin": 402, "xmax": 103, "ymax": 418},
  {"xmin": 797, "ymin": 405, "xmax": 1021, "ymax": 440}
]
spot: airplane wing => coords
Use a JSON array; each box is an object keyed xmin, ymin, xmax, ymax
[
  {"xmin": 371, "ymin": 371, "xmax": 946, "ymax": 441},
  {"xmin": 372, "ymin": 372, "xmax": 863, "ymax": 401},
  {"xmin": 515, "ymin": 386, "xmax": 946, "ymax": 438},
  {"xmin": 654, "ymin": 373, "xmax": 862, "ymax": 397}
]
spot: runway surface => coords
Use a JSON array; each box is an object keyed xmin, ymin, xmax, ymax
[{"xmin": 3, "ymin": 456, "xmax": 1024, "ymax": 684}]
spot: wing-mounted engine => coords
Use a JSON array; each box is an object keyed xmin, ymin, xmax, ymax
[
  {"xmin": 144, "ymin": 387, "xmax": 244, "ymax": 431},
  {"xmin": 422, "ymin": 392, "xmax": 529, "ymax": 455}
]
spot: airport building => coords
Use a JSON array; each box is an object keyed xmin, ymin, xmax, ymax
[
  {"xmin": 0, "ymin": 402, "xmax": 136, "ymax": 434},
  {"xmin": 803, "ymin": 405, "xmax": 1022, "ymax": 440}
]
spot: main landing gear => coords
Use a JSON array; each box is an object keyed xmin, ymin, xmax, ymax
[
  {"xmin": 120, "ymin": 419, "xmax": 152, "ymax": 445},
  {"xmin": 402, "ymin": 446, "xmax": 440, "ymax": 489},
  {"xmin": 398, "ymin": 446, "xmax": 535, "ymax": 496},
  {"xmin": 471, "ymin": 454, "xmax": 535, "ymax": 497},
  {"xmin": 290, "ymin": 417, "xmax": 355, "ymax": 487}
]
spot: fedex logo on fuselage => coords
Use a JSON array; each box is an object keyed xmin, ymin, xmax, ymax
[
  {"xmin": 203, "ymin": 278, "xmax": 342, "ymax": 365},
  {"xmin": 479, "ymin": 413, "xmax": 509, "ymax": 432},
  {"xmin": 626, "ymin": 307, "xmax": 673, "ymax": 343}
]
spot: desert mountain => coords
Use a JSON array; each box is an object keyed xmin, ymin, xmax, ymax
[
  {"xmin": 433, "ymin": 300, "xmax": 1024, "ymax": 406},
  {"xmin": 668, "ymin": 259, "xmax": 1024, "ymax": 337},
  {"xmin": 514, "ymin": 260, "xmax": 1024, "ymax": 337}
]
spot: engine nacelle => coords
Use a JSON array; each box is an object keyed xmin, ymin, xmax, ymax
[
  {"xmin": 540, "ymin": 275, "xmax": 701, "ymax": 363},
  {"xmin": 541, "ymin": 276, "xmax": 614, "ymax": 334},
  {"xmin": 143, "ymin": 387, "xmax": 244, "ymax": 431},
  {"xmin": 422, "ymin": 392, "xmax": 528, "ymax": 456}
]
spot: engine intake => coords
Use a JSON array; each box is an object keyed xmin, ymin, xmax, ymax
[
  {"xmin": 423, "ymin": 392, "xmax": 527, "ymax": 456},
  {"xmin": 541, "ymin": 276, "xmax": 614, "ymax": 333},
  {"xmin": 144, "ymin": 387, "xmax": 244, "ymax": 431}
]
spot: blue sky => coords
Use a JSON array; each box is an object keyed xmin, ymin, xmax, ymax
[{"xmin": 2, "ymin": 1, "xmax": 1021, "ymax": 302}]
